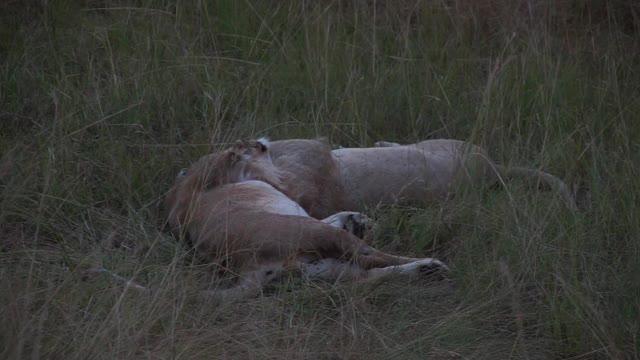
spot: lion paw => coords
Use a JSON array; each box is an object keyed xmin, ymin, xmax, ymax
[
  {"xmin": 343, "ymin": 212, "xmax": 375, "ymax": 238},
  {"xmin": 407, "ymin": 258, "xmax": 451, "ymax": 280},
  {"xmin": 322, "ymin": 211, "xmax": 376, "ymax": 238}
]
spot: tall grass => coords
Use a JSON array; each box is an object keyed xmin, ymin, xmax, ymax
[{"xmin": 1, "ymin": 0, "xmax": 638, "ymax": 358}]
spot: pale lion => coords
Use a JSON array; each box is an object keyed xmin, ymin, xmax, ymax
[
  {"xmin": 255, "ymin": 138, "xmax": 577, "ymax": 215},
  {"xmin": 332, "ymin": 139, "xmax": 576, "ymax": 210},
  {"xmin": 165, "ymin": 139, "xmax": 448, "ymax": 301}
]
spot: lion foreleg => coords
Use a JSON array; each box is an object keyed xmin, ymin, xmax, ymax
[
  {"xmin": 202, "ymin": 262, "xmax": 286, "ymax": 302},
  {"xmin": 298, "ymin": 258, "xmax": 366, "ymax": 281}
]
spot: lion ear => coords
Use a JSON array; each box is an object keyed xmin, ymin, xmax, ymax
[
  {"xmin": 228, "ymin": 140, "xmax": 246, "ymax": 162},
  {"xmin": 231, "ymin": 139, "xmax": 244, "ymax": 150},
  {"xmin": 177, "ymin": 168, "xmax": 188, "ymax": 178},
  {"xmin": 229, "ymin": 150, "xmax": 238, "ymax": 163},
  {"xmin": 256, "ymin": 137, "xmax": 270, "ymax": 153},
  {"xmin": 315, "ymin": 136, "xmax": 330, "ymax": 145}
]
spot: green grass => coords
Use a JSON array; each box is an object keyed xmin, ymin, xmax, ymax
[{"xmin": 1, "ymin": 0, "xmax": 639, "ymax": 358}]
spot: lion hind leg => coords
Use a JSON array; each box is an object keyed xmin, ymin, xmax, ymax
[
  {"xmin": 373, "ymin": 141, "xmax": 402, "ymax": 147},
  {"xmin": 300, "ymin": 222, "xmax": 437, "ymax": 270},
  {"xmin": 299, "ymin": 257, "xmax": 450, "ymax": 283},
  {"xmin": 312, "ymin": 234, "xmax": 423, "ymax": 269},
  {"xmin": 367, "ymin": 258, "xmax": 450, "ymax": 280},
  {"xmin": 351, "ymin": 244, "xmax": 442, "ymax": 269}
]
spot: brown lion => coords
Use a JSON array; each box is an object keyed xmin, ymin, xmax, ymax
[{"xmin": 165, "ymin": 139, "xmax": 449, "ymax": 301}]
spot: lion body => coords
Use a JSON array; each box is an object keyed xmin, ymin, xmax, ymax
[
  {"xmin": 261, "ymin": 138, "xmax": 576, "ymax": 215},
  {"xmin": 332, "ymin": 146, "xmax": 456, "ymax": 209}
]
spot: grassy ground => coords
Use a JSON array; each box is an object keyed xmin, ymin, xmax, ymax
[{"xmin": 1, "ymin": 0, "xmax": 639, "ymax": 358}]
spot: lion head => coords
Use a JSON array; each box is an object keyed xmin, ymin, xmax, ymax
[{"xmin": 165, "ymin": 138, "xmax": 285, "ymax": 230}]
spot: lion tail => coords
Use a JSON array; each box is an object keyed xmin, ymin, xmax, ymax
[{"xmin": 494, "ymin": 165, "xmax": 578, "ymax": 212}]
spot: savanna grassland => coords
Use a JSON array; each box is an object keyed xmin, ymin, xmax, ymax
[{"xmin": 1, "ymin": 1, "xmax": 639, "ymax": 358}]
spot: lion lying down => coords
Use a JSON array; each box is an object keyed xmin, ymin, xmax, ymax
[
  {"xmin": 262, "ymin": 138, "xmax": 577, "ymax": 218},
  {"xmin": 164, "ymin": 139, "xmax": 449, "ymax": 301}
]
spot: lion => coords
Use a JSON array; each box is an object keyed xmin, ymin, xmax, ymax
[
  {"xmin": 368, "ymin": 139, "xmax": 577, "ymax": 211},
  {"xmin": 244, "ymin": 138, "xmax": 577, "ymax": 215},
  {"xmin": 164, "ymin": 139, "xmax": 449, "ymax": 301}
]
